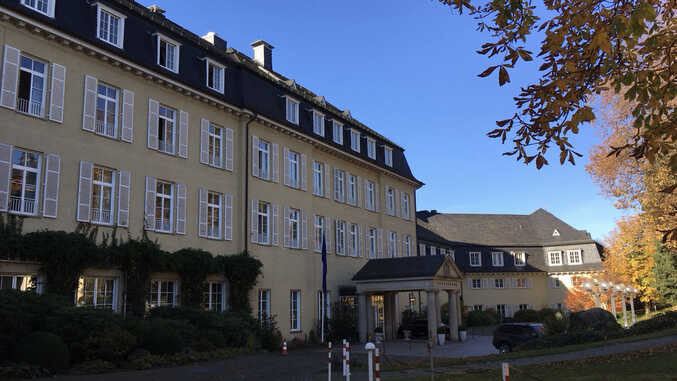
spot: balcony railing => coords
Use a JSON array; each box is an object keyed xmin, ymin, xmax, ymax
[
  {"xmin": 95, "ymin": 120, "xmax": 116, "ymax": 138},
  {"xmin": 156, "ymin": 219, "xmax": 171, "ymax": 232},
  {"xmin": 207, "ymin": 226, "xmax": 221, "ymax": 239},
  {"xmin": 91, "ymin": 209, "xmax": 112, "ymax": 225},
  {"xmin": 17, "ymin": 98, "xmax": 43, "ymax": 117},
  {"xmin": 9, "ymin": 196, "xmax": 35, "ymax": 214},
  {"xmin": 158, "ymin": 140, "xmax": 174, "ymax": 154}
]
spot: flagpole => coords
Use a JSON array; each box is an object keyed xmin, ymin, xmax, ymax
[{"xmin": 321, "ymin": 291, "xmax": 325, "ymax": 343}]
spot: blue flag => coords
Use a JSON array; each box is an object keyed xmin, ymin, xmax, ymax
[{"xmin": 321, "ymin": 235, "xmax": 327, "ymax": 294}]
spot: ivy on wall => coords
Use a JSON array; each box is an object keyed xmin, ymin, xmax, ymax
[{"xmin": 0, "ymin": 214, "xmax": 262, "ymax": 316}]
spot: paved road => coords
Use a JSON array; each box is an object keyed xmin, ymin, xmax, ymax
[{"xmin": 35, "ymin": 335, "xmax": 677, "ymax": 381}]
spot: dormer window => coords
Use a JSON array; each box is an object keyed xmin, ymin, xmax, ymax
[
  {"xmin": 156, "ymin": 34, "xmax": 180, "ymax": 73},
  {"xmin": 205, "ymin": 59, "xmax": 225, "ymax": 93},
  {"xmin": 96, "ymin": 4, "xmax": 125, "ymax": 49},
  {"xmin": 513, "ymin": 252, "xmax": 526, "ymax": 266},
  {"xmin": 567, "ymin": 249, "xmax": 583, "ymax": 265},
  {"xmin": 332, "ymin": 120, "xmax": 343, "ymax": 145},
  {"xmin": 552, "ymin": 229, "xmax": 560, "ymax": 237},
  {"xmin": 21, "ymin": 0, "xmax": 55, "ymax": 17},
  {"xmin": 312, "ymin": 110, "xmax": 324, "ymax": 136},
  {"xmin": 367, "ymin": 138, "xmax": 376, "ymax": 159},
  {"xmin": 284, "ymin": 96, "xmax": 299, "ymax": 125},
  {"xmin": 384, "ymin": 146, "xmax": 393, "ymax": 167},
  {"xmin": 350, "ymin": 129, "xmax": 360, "ymax": 152}
]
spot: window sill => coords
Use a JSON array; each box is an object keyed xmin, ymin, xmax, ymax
[
  {"xmin": 97, "ymin": 37, "xmax": 124, "ymax": 50},
  {"xmin": 153, "ymin": 229, "xmax": 175, "ymax": 235},
  {"xmin": 206, "ymin": 85, "xmax": 225, "ymax": 94},
  {"xmin": 9, "ymin": 211, "xmax": 39, "ymax": 218},
  {"xmin": 15, "ymin": 109, "xmax": 46, "ymax": 121},
  {"xmin": 158, "ymin": 64, "xmax": 179, "ymax": 74},
  {"xmin": 204, "ymin": 235, "xmax": 224, "ymax": 241},
  {"xmin": 90, "ymin": 220, "xmax": 115, "ymax": 227}
]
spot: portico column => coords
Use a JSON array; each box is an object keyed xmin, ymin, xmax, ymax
[
  {"xmin": 427, "ymin": 290, "xmax": 436, "ymax": 343},
  {"xmin": 448, "ymin": 290, "xmax": 459, "ymax": 341},
  {"xmin": 358, "ymin": 293, "xmax": 368, "ymax": 342},
  {"xmin": 434, "ymin": 289, "xmax": 441, "ymax": 330}
]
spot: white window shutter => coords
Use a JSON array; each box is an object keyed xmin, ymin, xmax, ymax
[
  {"xmin": 356, "ymin": 176, "xmax": 361, "ymax": 208},
  {"xmin": 323, "ymin": 163, "xmax": 330, "ymax": 198},
  {"xmin": 225, "ymin": 128, "xmax": 234, "ymax": 171},
  {"xmin": 224, "ymin": 194, "xmax": 233, "ymax": 240},
  {"xmin": 42, "ymin": 154, "xmax": 60, "ymax": 218},
  {"xmin": 0, "ymin": 142, "xmax": 12, "ymax": 211},
  {"xmin": 49, "ymin": 63, "xmax": 66, "ymax": 123},
  {"xmin": 527, "ymin": 278, "xmax": 533, "ymax": 288},
  {"xmin": 334, "ymin": 218, "xmax": 339, "ymax": 254},
  {"xmin": 76, "ymin": 161, "xmax": 93, "ymax": 222},
  {"xmin": 395, "ymin": 189, "xmax": 400, "ymax": 217},
  {"xmin": 489, "ymin": 278, "xmax": 495, "ymax": 289},
  {"xmin": 1, "ymin": 45, "xmax": 20, "ymax": 110},
  {"xmin": 301, "ymin": 210, "xmax": 308, "ymax": 249},
  {"xmin": 121, "ymin": 89, "xmax": 134, "ymax": 142},
  {"xmin": 333, "ymin": 169, "xmax": 339, "ymax": 201},
  {"xmin": 198, "ymin": 188, "xmax": 207, "ymax": 237},
  {"xmin": 82, "ymin": 75, "xmax": 98, "ymax": 131},
  {"xmin": 377, "ymin": 228, "xmax": 383, "ymax": 258},
  {"xmin": 511, "ymin": 278, "xmax": 517, "ymax": 288},
  {"xmin": 505, "ymin": 277, "xmax": 511, "ymax": 288},
  {"xmin": 178, "ymin": 110, "xmax": 189, "ymax": 158},
  {"xmin": 358, "ymin": 224, "xmax": 363, "ymax": 257},
  {"xmin": 300, "ymin": 153, "xmax": 307, "ymax": 191},
  {"xmin": 251, "ymin": 136, "xmax": 259, "ymax": 177},
  {"xmin": 116, "ymin": 169, "xmax": 130, "ymax": 227},
  {"xmin": 200, "ymin": 118, "xmax": 209, "ymax": 164},
  {"xmin": 283, "ymin": 206, "xmax": 290, "ymax": 248},
  {"xmin": 283, "ymin": 147, "xmax": 290, "ymax": 186},
  {"xmin": 326, "ymin": 222, "xmax": 333, "ymax": 254},
  {"xmin": 272, "ymin": 204, "xmax": 279, "ymax": 246},
  {"xmin": 175, "ymin": 183, "xmax": 186, "ymax": 235},
  {"xmin": 467, "ymin": 278, "xmax": 472, "ymax": 289},
  {"xmin": 364, "ymin": 180, "xmax": 369, "ymax": 210},
  {"xmin": 250, "ymin": 199, "xmax": 258, "ymax": 243},
  {"xmin": 272, "ymin": 143, "xmax": 279, "ymax": 183},
  {"xmin": 144, "ymin": 176, "xmax": 157, "ymax": 230},
  {"xmin": 374, "ymin": 183, "xmax": 380, "ymax": 212},
  {"xmin": 147, "ymin": 99, "xmax": 159, "ymax": 150}
]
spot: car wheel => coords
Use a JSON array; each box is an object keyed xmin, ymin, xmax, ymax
[{"xmin": 498, "ymin": 342, "xmax": 511, "ymax": 353}]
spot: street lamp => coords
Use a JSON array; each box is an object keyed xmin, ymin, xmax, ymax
[
  {"xmin": 583, "ymin": 280, "xmax": 601, "ymax": 308},
  {"xmin": 627, "ymin": 287, "xmax": 638, "ymax": 325}
]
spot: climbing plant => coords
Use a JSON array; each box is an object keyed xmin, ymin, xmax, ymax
[{"xmin": 218, "ymin": 252, "xmax": 263, "ymax": 313}]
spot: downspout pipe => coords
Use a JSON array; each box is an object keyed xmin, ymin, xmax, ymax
[{"xmin": 243, "ymin": 111, "xmax": 257, "ymax": 254}]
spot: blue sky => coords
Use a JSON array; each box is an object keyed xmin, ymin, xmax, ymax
[{"xmin": 140, "ymin": 0, "xmax": 626, "ymax": 241}]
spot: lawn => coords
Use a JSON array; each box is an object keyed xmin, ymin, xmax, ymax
[{"xmin": 392, "ymin": 344, "xmax": 677, "ymax": 380}]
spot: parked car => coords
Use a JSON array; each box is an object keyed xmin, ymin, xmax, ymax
[{"xmin": 492, "ymin": 323, "xmax": 544, "ymax": 353}]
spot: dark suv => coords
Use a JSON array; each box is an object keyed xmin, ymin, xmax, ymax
[{"xmin": 492, "ymin": 323, "xmax": 544, "ymax": 353}]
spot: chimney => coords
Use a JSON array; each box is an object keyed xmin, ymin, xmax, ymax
[
  {"xmin": 147, "ymin": 5, "xmax": 166, "ymax": 16},
  {"xmin": 251, "ymin": 40, "xmax": 274, "ymax": 71},
  {"xmin": 202, "ymin": 32, "xmax": 227, "ymax": 51}
]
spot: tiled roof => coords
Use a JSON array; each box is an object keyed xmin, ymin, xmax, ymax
[{"xmin": 352, "ymin": 256, "xmax": 447, "ymax": 281}]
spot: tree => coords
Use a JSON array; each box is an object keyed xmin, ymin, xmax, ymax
[
  {"xmin": 564, "ymin": 287, "xmax": 597, "ymax": 312},
  {"xmin": 652, "ymin": 242, "xmax": 677, "ymax": 305},
  {"xmin": 437, "ymin": 0, "xmax": 676, "ymax": 176}
]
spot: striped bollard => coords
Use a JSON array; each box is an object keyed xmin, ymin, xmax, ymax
[
  {"xmin": 365, "ymin": 342, "xmax": 375, "ymax": 381},
  {"xmin": 327, "ymin": 342, "xmax": 332, "ymax": 381},
  {"xmin": 345, "ymin": 341, "xmax": 351, "ymax": 381},
  {"xmin": 502, "ymin": 362, "xmax": 509, "ymax": 381},
  {"xmin": 375, "ymin": 348, "xmax": 380, "ymax": 381},
  {"xmin": 342, "ymin": 339, "xmax": 347, "ymax": 376}
]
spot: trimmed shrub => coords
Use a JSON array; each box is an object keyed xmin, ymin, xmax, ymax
[
  {"xmin": 544, "ymin": 311, "xmax": 569, "ymax": 335},
  {"xmin": 628, "ymin": 311, "xmax": 677, "ymax": 335},
  {"xmin": 79, "ymin": 326, "xmax": 136, "ymax": 362},
  {"xmin": 258, "ymin": 317, "xmax": 283, "ymax": 351},
  {"xmin": 466, "ymin": 310, "xmax": 498, "ymax": 327},
  {"xmin": 513, "ymin": 309, "xmax": 540, "ymax": 322},
  {"xmin": 11, "ymin": 332, "xmax": 70, "ymax": 372},
  {"xmin": 222, "ymin": 311, "xmax": 257, "ymax": 347},
  {"xmin": 328, "ymin": 303, "xmax": 358, "ymax": 342},
  {"xmin": 514, "ymin": 330, "xmax": 606, "ymax": 351},
  {"xmin": 139, "ymin": 319, "xmax": 187, "ymax": 355}
]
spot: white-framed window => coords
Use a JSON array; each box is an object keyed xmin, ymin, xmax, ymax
[
  {"xmin": 335, "ymin": 219, "xmax": 346, "ymax": 255},
  {"xmin": 312, "ymin": 161, "xmax": 324, "ymax": 196},
  {"xmin": 207, "ymin": 191, "xmax": 222, "ymax": 239},
  {"xmin": 388, "ymin": 231, "xmax": 397, "ymax": 257},
  {"xmin": 285, "ymin": 96, "xmax": 299, "ymax": 125},
  {"xmin": 384, "ymin": 146, "xmax": 393, "ymax": 167},
  {"xmin": 347, "ymin": 174, "xmax": 357, "ymax": 205},
  {"xmin": 419, "ymin": 243, "xmax": 426, "ymax": 256},
  {"xmin": 290, "ymin": 289, "xmax": 301, "ymax": 332},
  {"xmin": 515, "ymin": 278, "xmax": 528, "ymax": 288},
  {"xmin": 97, "ymin": 4, "xmax": 125, "ymax": 48},
  {"xmin": 287, "ymin": 207, "xmax": 300, "ymax": 248},
  {"xmin": 17, "ymin": 55, "xmax": 47, "ymax": 117},
  {"xmin": 334, "ymin": 169, "xmax": 345, "ymax": 202},
  {"xmin": 76, "ymin": 277, "xmax": 117, "ymax": 310},
  {"xmin": 350, "ymin": 129, "xmax": 360, "ymax": 152},
  {"xmin": 403, "ymin": 235, "xmax": 412, "ymax": 257},
  {"xmin": 471, "ymin": 279, "xmax": 482, "ymax": 289},
  {"xmin": 148, "ymin": 279, "xmax": 177, "ymax": 308},
  {"xmin": 449, "ymin": 250, "xmax": 455, "ymax": 261},
  {"xmin": 551, "ymin": 277, "xmax": 561, "ymax": 288},
  {"xmin": 95, "ymin": 83, "xmax": 119, "ymax": 138},
  {"xmin": 314, "ymin": 215, "xmax": 326, "ymax": 252},
  {"xmin": 203, "ymin": 281, "xmax": 226, "ymax": 312},
  {"xmin": 155, "ymin": 181, "xmax": 173, "ymax": 233},
  {"xmin": 157, "ymin": 34, "xmax": 180, "ymax": 73},
  {"xmin": 513, "ymin": 252, "xmax": 526, "ymax": 266},
  {"xmin": 0, "ymin": 274, "xmax": 37, "ymax": 292},
  {"xmin": 494, "ymin": 278, "xmax": 504, "ymax": 289},
  {"xmin": 496, "ymin": 304, "xmax": 507, "ymax": 319},
  {"xmin": 473, "ymin": 305, "xmax": 483, "ymax": 311},
  {"xmin": 21, "ymin": 0, "xmax": 54, "ymax": 17},
  {"xmin": 402, "ymin": 193, "xmax": 410, "ymax": 219},
  {"xmin": 548, "ymin": 251, "xmax": 562, "ymax": 266},
  {"xmin": 258, "ymin": 139, "xmax": 270, "ymax": 180},
  {"xmin": 205, "ymin": 59, "xmax": 225, "ymax": 93},
  {"xmin": 519, "ymin": 304, "xmax": 530, "ymax": 311},
  {"xmin": 157, "ymin": 104, "xmax": 176, "ymax": 154},
  {"xmin": 90, "ymin": 166, "xmax": 115, "ymax": 225},
  {"xmin": 313, "ymin": 110, "xmax": 325, "ymax": 136},
  {"xmin": 469, "ymin": 252, "xmax": 481, "ymax": 267},
  {"xmin": 349, "ymin": 223, "xmax": 358, "ymax": 257},
  {"xmin": 368, "ymin": 228, "xmax": 377, "ymax": 258},
  {"xmin": 287, "ymin": 150, "xmax": 300, "ymax": 188},
  {"xmin": 208, "ymin": 123, "xmax": 223, "ymax": 167},
  {"xmin": 257, "ymin": 201, "xmax": 270, "ymax": 244},
  {"xmin": 258, "ymin": 289, "xmax": 271, "ymax": 326},
  {"xmin": 9, "ymin": 148, "xmax": 41, "ymax": 216},
  {"xmin": 430, "ymin": 246, "xmax": 437, "ymax": 256},
  {"xmin": 568, "ymin": 249, "xmax": 583, "ymax": 264},
  {"xmin": 491, "ymin": 252, "xmax": 504, "ymax": 267},
  {"xmin": 366, "ymin": 181, "xmax": 375, "ymax": 211},
  {"xmin": 386, "ymin": 187, "xmax": 395, "ymax": 215},
  {"xmin": 367, "ymin": 138, "xmax": 376, "ymax": 160},
  {"xmin": 332, "ymin": 120, "xmax": 343, "ymax": 145}
]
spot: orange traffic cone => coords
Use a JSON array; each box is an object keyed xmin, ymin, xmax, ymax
[{"xmin": 282, "ymin": 339, "xmax": 288, "ymax": 355}]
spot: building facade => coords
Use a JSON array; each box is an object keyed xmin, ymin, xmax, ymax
[
  {"xmin": 0, "ymin": 0, "xmax": 422, "ymax": 337},
  {"xmin": 416, "ymin": 209, "xmax": 604, "ymax": 317}
]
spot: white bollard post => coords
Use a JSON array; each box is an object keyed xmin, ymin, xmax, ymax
[
  {"xmin": 365, "ymin": 342, "xmax": 375, "ymax": 381},
  {"xmin": 502, "ymin": 362, "xmax": 509, "ymax": 381},
  {"xmin": 375, "ymin": 348, "xmax": 381, "ymax": 381},
  {"xmin": 342, "ymin": 339, "xmax": 347, "ymax": 377},
  {"xmin": 346, "ymin": 341, "xmax": 351, "ymax": 381},
  {"xmin": 328, "ymin": 342, "xmax": 332, "ymax": 381}
]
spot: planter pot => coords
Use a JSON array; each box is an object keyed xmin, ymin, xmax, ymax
[
  {"xmin": 459, "ymin": 330, "xmax": 467, "ymax": 342},
  {"xmin": 437, "ymin": 333, "xmax": 446, "ymax": 345}
]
